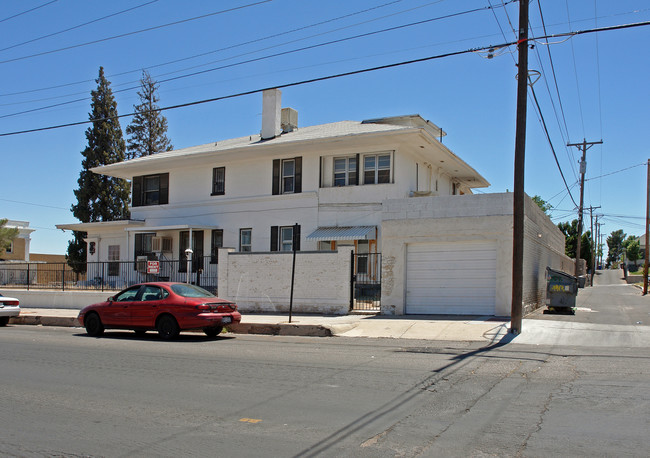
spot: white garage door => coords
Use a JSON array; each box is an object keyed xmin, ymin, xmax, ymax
[{"xmin": 406, "ymin": 241, "xmax": 497, "ymax": 315}]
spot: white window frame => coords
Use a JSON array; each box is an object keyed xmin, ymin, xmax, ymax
[
  {"xmin": 108, "ymin": 245, "xmax": 120, "ymax": 276},
  {"xmin": 240, "ymin": 228, "xmax": 252, "ymax": 252},
  {"xmin": 363, "ymin": 153, "xmax": 391, "ymax": 185},
  {"xmin": 282, "ymin": 159, "xmax": 295, "ymax": 194},
  {"xmin": 333, "ymin": 156, "xmax": 357, "ymax": 187},
  {"xmin": 280, "ymin": 226, "xmax": 294, "ymax": 252},
  {"xmin": 143, "ymin": 175, "xmax": 161, "ymax": 205}
]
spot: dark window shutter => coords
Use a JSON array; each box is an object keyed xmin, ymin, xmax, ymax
[
  {"xmin": 132, "ymin": 176, "xmax": 143, "ymax": 207},
  {"xmin": 355, "ymin": 154, "xmax": 360, "ymax": 185},
  {"xmin": 159, "ymin": 173, "xmax": 169, "ymax": 204},
  {"xmin": 319, "ymin": 157, "xmax": 322, "ymax": 188},
  {"xmin": 272, "ymin": 159, "xmax": 280, "ymax": 195},
  {"xmin": 270, "ymin": 226, "xmax": 279, "ymax": 251},
  {"xmin": 294, "ymin": 224, "xmax": 301, "ymax": 251},
  {"xmin": 294, "ymin": 157, "xmax": 302, "ymax": 193}
]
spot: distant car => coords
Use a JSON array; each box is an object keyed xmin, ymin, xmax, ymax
[
  {"xmin": 0, "ymin": 293, "xmax": 20, "ymax": 326},
  {"xmin": 78, "ymin": 282, "xmax": 241, "ymax": 340}
]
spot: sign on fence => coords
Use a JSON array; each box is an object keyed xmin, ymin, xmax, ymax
[{"xmin": 147, "ymin": 261, "xmax": 160, "ymax": 274}]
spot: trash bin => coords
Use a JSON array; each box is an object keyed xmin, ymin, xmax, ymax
[{"xmin": 545, "ymin": 267, "xmax": 577, "ymax": 314}]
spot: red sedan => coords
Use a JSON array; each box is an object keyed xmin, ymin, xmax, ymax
[{"xmin": 78, "ymin": 282, "xmax": 241, "ymax": 340}]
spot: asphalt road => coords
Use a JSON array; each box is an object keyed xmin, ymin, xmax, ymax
[
  {"xmin": 1, "ymin": 325, "xmax": 648, "ymax": 457},
  {"xmin": 528, "ymin": 268, "xmax": 649, "ymax": 326}
]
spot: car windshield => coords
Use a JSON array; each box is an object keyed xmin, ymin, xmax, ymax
[{"xmin": 170, "ymin": 284, "xmax": 215, "ymax": 298}]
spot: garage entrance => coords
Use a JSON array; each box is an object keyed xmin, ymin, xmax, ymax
[{"xmin": 405, "ymin": 241, "xmax": 497, "ymax": 315}]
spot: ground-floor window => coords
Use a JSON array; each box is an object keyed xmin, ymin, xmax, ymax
[
  {"xmin": 240, "ymin": 228, "xmax": 252, "ymax": 252},
  {"xmin": 108, "ymin": 245, "xmax": 120, "ymax": 276}
]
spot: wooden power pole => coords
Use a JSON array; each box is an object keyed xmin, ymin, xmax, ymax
[
  {"xmin": 568, "ymin": 139, "xmax": 602, "ymax": 279},
  {"xmin": 511, "ymin": 0, "xmax": 529, "ymax": 335},
  {"xmin": 643, "ymin": 159, "xmax": 650, "ymax": 296}
]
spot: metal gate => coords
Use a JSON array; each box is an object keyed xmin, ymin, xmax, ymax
[{"xmin": 350, "ymin": 252, "xmax": 381, "ymax": 311}]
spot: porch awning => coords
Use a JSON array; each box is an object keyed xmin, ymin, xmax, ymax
[{"xmin": 306, "ymin": 226, "xmax": 376, "ymax": 241}]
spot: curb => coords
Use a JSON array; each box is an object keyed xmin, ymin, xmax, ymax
[
  {"xmin": 8, "ymin": 316, "xmax": 334, "ymax": 337},
  {"xmin": 10, "ymin": 316, "xmax": 80, "ymax": 327},
  {"xmin": 228, "ymin": 323, "xmax": 333, "ymax": 337}
]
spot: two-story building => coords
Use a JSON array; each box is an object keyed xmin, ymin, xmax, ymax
[{"xmin": 58, "ymin": 89, "xmax": 571, "ymax": 316}]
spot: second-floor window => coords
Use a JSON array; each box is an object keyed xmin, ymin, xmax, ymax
[
  {"xmin": 363, "ymin": 154, "xmax": 391, "ymax": 185},
  {"xmin": 272, "ymin": 157, "xmax": 302, "ymax": 195},
  {"xmin": 334, "ymin": 156, "xmax": 358, "ymax": 186},
  {"xmin": 212, "ymin": 167, "xmax": 225, "ymax": 195},
  {"xmin": 132, "ymin": 173, "xmax": 169, "ymax": 207}
]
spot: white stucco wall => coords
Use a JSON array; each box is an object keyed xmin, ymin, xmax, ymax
[
  {"xmin": 217, "ymin": 248, "xmax": 351, "ymax": 314},
  {"xmin": 381, "ymin": 193, "xmax": 572, "ymax": 316},
  {"xmin": 5, "ymin": 289, "xmax": 116, "ymax": 309}
]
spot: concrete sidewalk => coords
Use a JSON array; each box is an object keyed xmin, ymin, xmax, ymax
[
  {"xmin": 10, "ymin": 308, "xmax": 510, "ymax": 343},
  {"xmin": 12, "ymin": 305, "xmax": 649, "ymax": 346}
]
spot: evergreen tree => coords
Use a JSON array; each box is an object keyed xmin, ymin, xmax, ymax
[
  {"xmin": 557, "ymin": 219, "xmax": 593, "ymax": 270},
  {"xmin": 606, "ymin": 229, "xmax": 626, "ymax": 267},
  {"xmin": 67, "ymin": 67, "xmax": 130, "ymax": 272},
  {"xmin": 126, "ymin": 70, "xmax": 172, "ymax": 159},
  {"xmin": 0, "ymin": 219, "xmax": 19, "ymax": 257}
]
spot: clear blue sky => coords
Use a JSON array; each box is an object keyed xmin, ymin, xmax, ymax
[{"xmin": 1, "ymin": 0, "xmax": 649, "ymax": 256}]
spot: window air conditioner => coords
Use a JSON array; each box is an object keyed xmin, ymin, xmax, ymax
[
  {"xmin": 152, "ymin": 236, "xmax": 172, "ymax": 253},
  {"xmin": 137, "ymin": 256, "xmax": 148, "ymax": 273}
]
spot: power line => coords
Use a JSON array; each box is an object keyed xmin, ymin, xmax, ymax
[
  {"xmin": 0, "ymin": 1, "xmax": 160, "ymax": 53},
  {"xmin": 0, "ymin": 0, "xmax": 57, "ymax": 24},
  {"xmin": 528, "ymin": 84, "xmax": 578, "ymax": 207},
  {"xmin": 2, "ymin": 19, "xmax": 649, "ymax": 137},
  {"xmin": 535, "ymin": 0, "xmax": 577, "ymax": 181},
  {"xmin": 0, "ymin": 198, "xmax": 68, "ymax": 210},
  {"xmin": 0, "ymin": 1, "xmax": 273, "ymax": 65},
  {"xmin": 0, "ymin": 1, "xmax": 517, "ymax": 119},
  {"xmin": 565, "ymin": 0, "xmax": 586, "ymax": 138},
  {"xmin": 585, "ymin": 162, "xmax": 646, "ymax": 181},
  {"xmin": 0, "ymin": 0, "xmax": 412, "ymax": 98}
]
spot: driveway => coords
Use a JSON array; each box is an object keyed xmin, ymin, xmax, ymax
[{"xmin": 508, "ymin": 268, "xmax": 650, "ymax": 347}]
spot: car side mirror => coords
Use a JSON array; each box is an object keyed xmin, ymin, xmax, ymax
[{"xmin": 107, "ymin": 296, "xmax": 114, "ymax": 302}]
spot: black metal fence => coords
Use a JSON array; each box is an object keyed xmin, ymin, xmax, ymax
[
  {"xmin": 350, "ymin": 252, "xmax": 381, "ymax": 311},
  {"xmin": 0, "ymin": 256, "xmax": 218, "ymax": 293}
]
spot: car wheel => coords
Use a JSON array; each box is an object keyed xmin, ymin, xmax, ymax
[
  {"xmin": 0, "ymin": 317, "xmax": 9, "ymax": 326},
  {"xmin": 204, "ymin": 326, "xmax": 223, "ymax": 338},
  {"xmin": 84, "ymin": 312, "xmax": 104, "ymax": 337},
  {"xmin": 157, "ymin": 315, "xmax": 180, "ymax": 340}
]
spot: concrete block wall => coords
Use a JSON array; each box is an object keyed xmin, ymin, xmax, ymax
[
  {"xmin": 217, "ymin": 248, "xmax": 351, "ymax": 315},
  {"xmin": 522, "ymin": 197, "xmax": 574, "ymax": 314},
  {"xmin": 381, "ymin": 193, "xmax": 573, "ymax": 317}
]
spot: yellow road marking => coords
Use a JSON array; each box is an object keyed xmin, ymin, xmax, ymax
[{"xmin": 239, "ymin": 418, "xmax": 262, "ymax": 424}]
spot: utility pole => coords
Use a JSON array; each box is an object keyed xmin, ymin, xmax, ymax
[
  {"xmin": 643, "ymin": 159, "xmax": 650, "ymax": 296},
  {"xmin": 510, "ymin": 0, "xmax": 529, "ymax": 336},
  {"xmin": 588, "ymin": 206, "xmax": 600, "ymax": 286},
  {"xmin": 597, "ymin": 222, "xmax": 604, "ymax": 268},
  {"xmin": 568, "ymin": 139, "xmax": 603, "ymax": 279}
]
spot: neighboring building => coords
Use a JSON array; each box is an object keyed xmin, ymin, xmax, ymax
[
  {"xmin": 57, "ymin": 89, "xmax": 570, "ymax": 316},
  {"xmin": 1, "ymin": 220, "xmax": 35, "ymax": 261}
]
